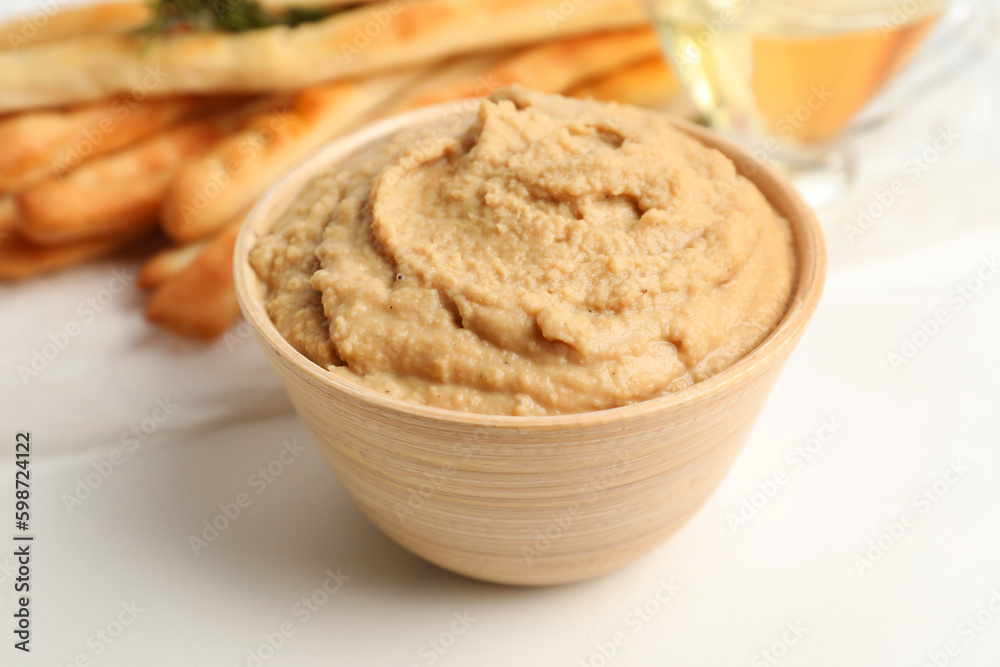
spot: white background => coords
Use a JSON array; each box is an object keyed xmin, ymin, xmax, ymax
[{"xmin": 2, "ymin": 1, "xmax": 1000, "ymax": 665}]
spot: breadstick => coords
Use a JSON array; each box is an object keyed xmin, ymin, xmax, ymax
[
  {"xmin": 0, "ymin": 195, "xmax": 18, "ymax": 233},
  {"xmin": 0, "ymin": 95, "xmax": 218, "ymax": 194},
  {"xmin": 377, "ymin": 51, "xmax": 512, "ymax": 116},
  {"xmin": 138, "ymin": 237, "xmax": 210, "ymax": 289},
  {"xmin": 260, "ymin": 0, "xmax": 379, "ymax": 7},
  {"xmin": 0, "ymin": 1, "xmax": 149, "ymax": 52},
  {"xmin": 144, "ymin": 218, "xmax": 244, "ymax": 339},
  {"xmin": 568, "ymin": 56, "xmax": 685, "ymax": 110},
  {"xmin": 0, "ymin": 229, "xmax": 146, "ymax": 282},
  {"xmin": 17, "ymin": 116, "xmax": 238, "ymax": 245},
  {"xmin": 161, "ymin": 68, "xmax": 420, "ymax": 243},
  {"xmin": 384, "ymin": 27, "xmax": 661, "ymax": 114},
  {"xmin": 0, "ymin": 0, "xmax": 647, "ymax": 111}
]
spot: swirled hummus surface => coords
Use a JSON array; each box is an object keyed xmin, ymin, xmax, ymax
[{"xmin": 250, "ymin": 87, "xmax": 795, "ymax": 416}]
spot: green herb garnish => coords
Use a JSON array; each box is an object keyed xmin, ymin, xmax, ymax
[{"xmin": 141, "ymin": 0, "xmax": 357, "ymax": 34}]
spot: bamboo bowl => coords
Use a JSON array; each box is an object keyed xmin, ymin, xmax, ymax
[{"xmin": 234, "ymin": 102, "xmax": 826, "ymax": 586}]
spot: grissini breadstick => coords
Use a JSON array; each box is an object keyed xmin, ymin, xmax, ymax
[
  {"xmin": 0, "ymin": 95, "xmax": 219, "ymax": 194},
  {"xmin": 260, "ymin": 0, "xmax": 380, "ymax": 7},
  {"xmin": 377, "ymin": 51, "xmax": 512, "ymax": 115},
  {"xmin": 17, "ymin": 116, "xmax": 237, "ymax": 245},
  {"xmin": 0, "ymin": 1, "xmax": 150, "ymax": 52},
  {"xmin": 0, "ymin": 0, "xmax": 647, "ymax": 111},
  {"xmin": 138, "ymin": 236, "xmax": 210, "ymax": 290},
  {"xmin": 383, "ymin": 27, "xmax": 661, "ymax": 114},
  {"xmin": 161, "ymin": 68, "xmax": 420, "ymax": 243},
  {"xmin": 0, "ymin": 195, "xmax": 18, "ymax": 234},
  {"xmin": 568, "ymin": 56, "xmax": 689, "ymax": 111},
  {"xmin": 144, "ymin": 218, "xmax": 244, "ymax": 340},
  {"xmin": 0, "ymin": 229, "xmax": 147, "ymax": 282}
]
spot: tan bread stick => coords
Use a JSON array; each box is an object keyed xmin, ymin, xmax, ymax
[
  {"xmin": 138, "ymin": 237, "xmax": 210, "ymax": 289},
  {"xmin": 0, "ymin": 229, "xmax": 147, "ymax": 282},
  {"xmin": 0, "ymin": 1, "xmax": 150, "ymax": 52},
  {"xmin": 568, "ymin": 56, "xmax": 687, "ymax": 110},
  {"xmin": 144, "ymin": 218, "xmax": 244, "ymax": 339},
  {"xmin": 17, "ymin": 116, "xmax": 239, "ymax": 245},
  {"xmin": 0, "ymin": 0, "xmax": 647, "ymax": 111},
  {"xmin": 0, "ymin": 95, "xmax": 222, "ymax": 194},
  {"xmin": 260, "ymin": 0, "xmax": 381, "ymax": 7},
  {"xmin": 161, "ymin": 68, "xmax": 420, "ymax": 243},
  {"xmin": 384, "ymin": 27, "xmax": 661, "ymax": 114},
  {"xmin": 378, "ymin": 51, "xmax": 512, "ymax": 116},
  {"xmin": 0, "ymin": 195, "xmax": 18, "ymax": 234}
]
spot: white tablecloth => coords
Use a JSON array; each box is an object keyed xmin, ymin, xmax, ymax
[{"xmin": 2, "ymin": 2, "xmax": 999, "ymax": 665}]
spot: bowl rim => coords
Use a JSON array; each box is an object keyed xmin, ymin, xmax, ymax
[{"xmin": 234, "ymin": 100, "xmax": 827, "ymax": 427}]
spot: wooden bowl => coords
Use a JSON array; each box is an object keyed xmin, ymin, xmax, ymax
[{"xmin": 234, "ymin": 102, "xmax": 826, "ymax": 586}]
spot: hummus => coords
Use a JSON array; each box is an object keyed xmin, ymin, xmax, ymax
[{"xmin": 250, "ymin": 87, "xmax": 796, "ymax": 416}]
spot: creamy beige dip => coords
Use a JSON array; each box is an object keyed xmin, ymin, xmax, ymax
[{"xmin": 250, "ymin": 87, "xmax": 795, "ymax": 416}]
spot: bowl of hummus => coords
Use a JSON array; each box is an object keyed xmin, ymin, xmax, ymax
[{"xmin": 235, "ymin": 86, "xmax": 825, "ymax": 585}]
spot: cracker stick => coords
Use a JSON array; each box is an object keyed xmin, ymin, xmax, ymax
[
  {"xmin": 144, "ymin": 218, "xmax": 244, "ymax": 339},
  {"xmin": 17, "ymin": 116, "xmax": 238, "ymax": 245},
  {"xmin": 0, "ymin": 95, "xmax": 220, "ymax": 194},
  {"xmin": 568, "ymin": 56, "xmax": 688, "ymax": 111},
  {"xmin": 138, "ymin": 236, "xmax": 210, "ymax": 289},
  {"xmin": 161, "ymin": 68, "xmax": 420, "ymax": 243},
  {"xmin": 0, "ymin": 0, "xmax": 647, "ymax": 111},
  {"xmin": 0, "ymin": 229, "xmax": 146, "ymax": 282},
  {"xmin": 384, "ymin": 26, "xmax": 661, "ymax": 114},
  {"xmin": 0, "ymin": 1, "xmax": 150, "ymax": 52}
]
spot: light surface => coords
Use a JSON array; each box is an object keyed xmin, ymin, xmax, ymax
[{"xmin": 1, "ymin": 1, "xmax": 999, "ymax": 664}]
